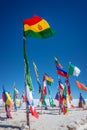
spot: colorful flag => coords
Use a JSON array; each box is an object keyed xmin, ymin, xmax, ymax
[
  {"xmin": 33, "ymin": 61, "xmax": 42, "ymax": 93},
  {"xmin": 23, "ymin": 15, "xmax": 55, "ymax": 38},
  {"xmin": 14, "ymin": 88, "xmax": 19, "ymax": 95},
  {"xmin": 39, "ymin": 76, "xmax": 47, "ymax": 106},
  {"xmin": 68, "ymin": 63, "xmax": 80, "ymax": 77},
  {"xmin": 56, "ymin": 66, "xmax": 69, "ymax": 78},
  {"xmin": 24, "ymin": 41, "xmax": 32, "ymax": 91},
  {"xmin": 45, "ymin": 73, "xmax": 54, "ymax": 85},
  {"xmin": 59, "ymin": 81, "xmax": 64, "ymax": 91},
  {"xmin": 13, "ymin": 85, "xmax": 19, "ymax": 100},
  {"xmin": 65, "ymin": 79, "xmax": 72, "ymax": 100},
  {"xmin": 82, "ymin": 97, "xmax": 86, "ymax": 108},
  {"xmin": 47, "ymin": 86, "xmax": 54, "ymax": 107},
  {"xmin": 78, "ymin": 93, "xmax": 86, "ymax": 108},
  {"xmin": 30, "ymin": 105, "xmax": 39, "ymax": 118},
  {"xmin": 55, "ymin": 92, "xmax": 60, "ymax": 100},
  {"xmin": 33, "ymin": 61, "xmax": 38, "ymax": 77},
  {"xmin": 63, "ymin": 84, "xmax": 67, "ymax": 99},
  {"xmin": 76, "ymin": 80, "xmax": 87, "ymax": 91},
  {"xmin": 49, "ymin": 96, "xmax": 54, "ymax": 107},
  {"xmin": 2, "ymin": 88, "xmax": 13, "ymax": 110},
  {"xmin": 24, "ymin": 42, "xmax": 39, "ymax": 118},
  {"xmin": 43, "ymin": 77, "xmax": 47, "ymax": 94},
  {"xmin": 54, "ymin": 57, "xmax": 62, "ymax": 68}
]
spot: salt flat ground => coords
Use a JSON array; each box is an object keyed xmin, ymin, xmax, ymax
[{"xmin": 0, "ymin": 104, "xmax": 87, "ymax": 130}]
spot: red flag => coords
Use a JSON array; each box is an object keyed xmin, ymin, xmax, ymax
[
  {"xmin": 43, "ymin": 76, "xmax": 47, "ymax": 94},
  {"xmin": 30, "ymin": 105, "xmax": 39, "ymax": 118}
]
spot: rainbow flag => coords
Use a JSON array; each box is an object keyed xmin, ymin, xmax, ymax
[
  {"xmin": 23, "ymin": 15, "xmax": 55, "ymax": 38},
  {"xmin": 44, "ymin": 73, "xmax": 54, "ymax": 86},
  {"xmin": 45, "ymin": 74, "xmax": 54, "ymax": 82}
]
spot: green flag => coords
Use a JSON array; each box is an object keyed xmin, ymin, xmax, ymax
[{"xmin": 24, "ymin": 40, "xmax": 32, "ymax": 91}]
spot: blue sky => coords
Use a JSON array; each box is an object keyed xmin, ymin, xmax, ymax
[{"xmin": 0, "ymin": 0, "xmax": 87, "ymax": 99}]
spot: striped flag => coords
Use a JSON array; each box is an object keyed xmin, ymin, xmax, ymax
[
  {"xmin": 54, "ymin": 57, "xmax": 63, "ymax": 68},
  {"xmin": 44, "ymin": 73, "xmax": 54, "ymax": 86},
  {"xmin": 24, "ymin": 42, "xmax": 39, "ymax": 118},
  {"xmin": 68, "ymin": 63, "xmax": 80, "ymax": 77},
  {"xmin": 23, "ymin": 15, "xmax": 55, "ymax": 38},
  {"xmin": 33, "ymin": 61, "xmax": 42, "ymax": 93}
]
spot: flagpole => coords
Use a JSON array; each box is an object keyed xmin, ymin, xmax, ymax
[
  {"xmin": 33, "ymin": 61, "xmax": 43, "ymax": 114},
  {"xmin": 54, "ymin": 59, "xmax": 61, "ymax": 114},
  {"xmin": 23, "ymin": 36, "xmax": 30, "ymax": 129},
  {"xmin": 53, "ymin": 69, "xmax": 61, "ymax": 115}
]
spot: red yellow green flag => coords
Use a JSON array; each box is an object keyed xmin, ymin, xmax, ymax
[{"xmin": 23, "ymin": 15, "xmax": 55, "ymax": 38}]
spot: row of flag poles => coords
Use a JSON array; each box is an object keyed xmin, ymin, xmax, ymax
[
  {"xmin": 22, "ymin": 14, "xmax": 87, "ymax": 128},
  {"xmin": 54, "ymin": 56, "xmax": 81, "ymax": 114}
]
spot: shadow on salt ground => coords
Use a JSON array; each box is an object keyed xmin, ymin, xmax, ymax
[
  {"xmin": 0, "ymin": 125, "xmax": 21, "ymax": 130},
  {"xmin": 38, "ymin": 111, "xmax": 59, "ymax": 115},
  {"xmin": 0, "ymin": 117, "xmax": 7, "ymax": 121},
  {"xmin": 45, "ymin": 112, "xmax": 59, "ymax": 115}
]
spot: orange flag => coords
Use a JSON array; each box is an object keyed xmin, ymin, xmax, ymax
[{"xmin": 76, "ymin": 80, "xmax": 87, "ymax": 91}]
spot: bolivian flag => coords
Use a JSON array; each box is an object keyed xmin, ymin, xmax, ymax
[{"xmin": 23, "ymin": 15, "xmax": 55, "ymax": 38}]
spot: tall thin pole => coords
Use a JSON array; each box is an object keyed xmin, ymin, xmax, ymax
[
  {"xmin": 23, "ymin": 37, "xmax": 30, "ymax": 129},
  {"xmin": 54, "ymin": 61, "xmax": 61, "ymax": 114}
]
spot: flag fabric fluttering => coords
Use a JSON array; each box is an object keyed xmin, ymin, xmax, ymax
[
  {"xmin": 62, "ymin": 83, "xmax": 68, "ymax": 114},
  {"xmin": 47, "ymin": 85, "xmax": 54, "ymax": 107},
  {"xmin": 65, "ymin": 79, "xmax": 72, "ymax": 100},
  {"xmin": 33, "ymin": 62, "xmax": 38, "ymax": 77},
  {"xmin": 2, "ymin": 88, "xmax": 13, "ymax": 118},
  {"xmin": 24, "ymin": 42, "xmax": 39, "ymax": 118},
  {"xmin": 43, "ymin": 77, "xmax": 47, "ymax": 95},
  {"xmin": 54, "ymin": 57, "xmax": 63, "ymax": 68},
  {"xmin": 44, "ymin": 73, "xmax": 54, "ymax": 86},
  {"xmin": 59, "ymin": 80, "xmax": 64, "ymax": 94},
  {"xmin": 40, "ymin": 76, "xmax": 47, "ymax": 106},
  {"xmin": 14, "ymin": 87, "xmax": 19, "ymax": 96},
  {"xmin": 68, "ymin": 63, "xmax": 81, "ymax": 77},
  {"xmin": 2, "ymin": 88, "xmax": 13, "ymax": 109},
  {"xmin": 33, "ymin": 61, "xmax": 42, "ymax": 93},
  {"xmin": 44, "ymin": 74, "xmax": 54, "ymax": 106},
  {"xmin": 13, "ymin": 86, "xmax": 19, "ymax": 111},
  {"xmin": 55, "ymin": 92, "xmax": 60, "ymax": 101},
  {"xmin": 13, "ymin": 85, "xmax": 19, "ymax": 100},
  {"xmin": 82, "ymin": 97, "xmax": 86, "ymax": 108},
  {"xmin": 56, "ymin": 66, "xmax": 69, "ymax": 78},
  {"xmin": 78, "ymin": 93, "xmax": 86, "ymax": 108},
  {"xmin": 76, "ymin": 80, "xmax": 87, "ymax": 91},
  {"xmin": 23, "ymin": 15, "xmax": 55, "ymax": 38},
  {"xmin": 24, "ymin": 41, "xmax": 32, "ymax": 91}
]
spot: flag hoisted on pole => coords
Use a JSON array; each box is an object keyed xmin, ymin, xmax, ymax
[
  {"xmin": 44, "ymin": 73, "xmax": 54, "ymax": 107},
  {"xmin": 23, "ymin": 15, "xmax": 55, "ymax": 38},
  {"xmin": 23, "ymin": 14, "xmax": 55, "ymax": 126},
  {"xmin": 68, "ymin": 63, "xmax": 81, "ymax": 77},
  {"xmin": 23, "ymin": 38, "xmax": 39, "ymax": 126},
  {"xmin": 33, "ymin": 61, "xmax": 42, "ymax": 93}
]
